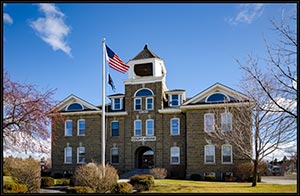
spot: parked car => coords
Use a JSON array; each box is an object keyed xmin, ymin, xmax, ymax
[{"xmin": 272, "ymin": 166, "xmax": 284, "ymax": 176}]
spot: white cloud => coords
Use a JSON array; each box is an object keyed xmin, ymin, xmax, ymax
[
  {"xmin": 3, "ymin": 13, "xmax": 13, "ymax": 24},
  {"xmin": 263, "ymin": 141, "xmax": 297, "ymax": 162},
  {"xmin": 226, "ymin": 3, "xmax": 264, "ymax": 25},
  {"xmin": 30, "ymin": 3, "xmax": 72, "ymax": 57},
  {"xmin": 3, "ymin": 4, "xmax": 13, "ymax": 25}
]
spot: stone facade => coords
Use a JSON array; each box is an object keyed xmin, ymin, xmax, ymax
[{"xmin": 51, "ymin": 45, "xmax": 252, "ymax": 180}]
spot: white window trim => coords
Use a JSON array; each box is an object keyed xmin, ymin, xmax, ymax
[
  {"xmin": 170, "ymin": 147, "xmax": 180, "ymax": 164},
  {"xmin": 221, "ymin": 144, "xmax": 233, "ymax": 164},
  {"xmin": 204, "ymin": 113, "xmax": 215, "ymax": 132},
  {"xmin": 64, "ymin": 147, "xmax": 72, "ymax": 164},
  {"xmin": 111, "ymin": 121, "xmax": 119, "ymax": 136},
  {"xmin": 169, "ymin": 94, "xmax": 182, "ymax": 107},
  {"xmin": 221, "ymin": 112, "xmax": 232, "ymax": 132},
  {"xmin": 205, "ymin": 92, "xmax": 230, "ymax": 103},
  {"xmin": 110, "ymin": 148, "xmax": 119, "ymax": 164},
  {"xmin": 77, "ymin": 119, "xmax": 86, "ymax": 136},
  {"xmin": 146, "ymin": 119, "xmax": 154, "ymax": 136},
  {"xmin": 77, "ymin": 147, "xmax": 85, "ymax": 164},
  {"xmin": 134, "ymin": 120, "xmax": 142, "ymax": 136},
  {"xmin": 112, "ymin": 98, "xmax": 123, "ymax": 111},
  {"xmin": 134, "ymin": 98, "xmax": 142, "ymax": 111},
  {"xmin": 134, "ymin": 88, "xmax": 154, "ymax": 97},
  {"xmin": 170, "ymin": 118, "xmax": 180, "ymax": 135},
  {"xmin": 146, "ymin": 97, "xmax": 154, "ymax": 110},
  {"xmin": 66, "ymin": 102, "xmax": 84, "ymax": 111},
  {"xmin": 204, "ymin": 145, "xmax": 215, "ymax": 164},
  {"xmin": 65, "ymin": 120, "xmax": 72, "ymax": 136}
]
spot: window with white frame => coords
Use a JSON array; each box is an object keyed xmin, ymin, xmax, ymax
[
  {"xmin": 111, "ymin": 148, "xmax": 119, "ymax": 164},
  {"xmin": 170, "ymin": 118, "xmax": 180, "ymax": 135},
  {"xmin": 134, "ymin": 98, "xmax": 142, "ymax": 110},
  {"xmin": 146, "ymin": 97, "xmax": 153, "ymax": 110},
  {"xmin": 204, "ymin": 145, "xmax": 215, "ymax": 164},
  {"xmin": 169, "ymin": 94, "xmax": 181, "ymax": 106},
  {"xmin": 170, "ymin": 147, "xmax": 180, "ymax": 164},
  {"xmin": 222, "ymin": 145, "xmax": 232, "ymax": 164},
  {"xmin": 65, "ymin": 120, "xmax": 72, "ymax": 136},
  {"xmin": 112, "ymin": 98, "xmax": 122, "ymax": 110},
  {"xmin": 64, "ymin": 147, "xmax": 72, "ymax": 164},
  {"xmin": 134, "ymin": 120, "xmax": 142, "ymax": 136},
  {"xmin": 221, "ymin": 113, "xmax": 232, "ymax": 131},
  {"xmin": 77, "ymin": 147, "xmax": 85, "ymax": 164},
  {"xmin": 146, "ymin": 119, "xmax": 154, "ymax": 136},
  {"xmin": 77, "ymin": 119, "xmax": 85, "ymax": 136},
  {"xmin": 111, "ymin": 121, "xmax": 119, "ymax": 136},
  {"xmin": 204, "ymin": 114, "xmax": 215, "ymax": 132}
]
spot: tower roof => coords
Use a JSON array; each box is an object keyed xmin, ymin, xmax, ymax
[{"xmin": 131, "ymin": 44, "xmax": 161, "ymax": 60}]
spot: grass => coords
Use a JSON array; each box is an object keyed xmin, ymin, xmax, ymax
[{"xmin": 144, "ymin": 179, "xmax": 297, "ymax": 193}]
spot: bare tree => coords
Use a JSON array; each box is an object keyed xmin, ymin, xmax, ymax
[
  {"xmin": 207, "ymin": 75, "xmax": 295, "ymax": 186},
  {"xmin": 237, "ymin": 13, "xmax": 297, "ymax": 120},
  {"xmin": 3, "ymin": 72, "xmax": 63, "ymax": 155}
]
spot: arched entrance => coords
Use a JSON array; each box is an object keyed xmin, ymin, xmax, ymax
[{"xmin": 135, "ymin": 146, "xmax": 154, "ymax": 169}]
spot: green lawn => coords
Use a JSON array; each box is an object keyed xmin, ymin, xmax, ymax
[
  {"xmin": 3, "ymin": 176, "xmax": 14, "ymax": 184},
  {"xmin": 144, "ymin": 179, "xmax": 297, "ymax": 193}
]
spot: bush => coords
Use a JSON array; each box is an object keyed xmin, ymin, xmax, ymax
[
  {"xmin": 150, "ymin": 168, "xmax": 167, "ymax": 179},
  {"xmin": 74, "ymin": 162, "xmax": 119, "ymax": 193},
  {"xmin": 234, "ymin": 161, "xmax": 265, "ymax": 182},
  {"xmin": 190, "ymin": 174, "xmax": 201, "ymax": 181},
  {"xmin": 4, "ymin": 157, "xmax": 41, "ymax": 193},
  {"xmin": 129, "ymin": 174, "xmax": 154, "ymax": 192},
  {"xmin": 112, "ymin": 182, "xmax": 133, "ymax": 194},
  {"xmin": 41, "ymin": 177, "xmax": 54, "ymax": 187},
  {"xmin": 3, "ymin": 166, "xmax": 11, "ymax": 176},
  {"xmin": 204, "ymin": 175, "xmax": 216, "ymax": 181},
  {"xmin": 3, "ymin": 182, "xmax": 28, "ymax": 193},
  {"xmin": 66, "ymin": 186, "xmax": 93, "ymax": 193}
]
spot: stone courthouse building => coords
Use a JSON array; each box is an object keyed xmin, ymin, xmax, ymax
[{"xmin": 50, "ymin": 45, "xmax": 252, "ymax": 180}]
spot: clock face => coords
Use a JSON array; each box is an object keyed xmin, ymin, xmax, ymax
[{"xmin": 134, "ymin": 63, "xmax": 153, "ymax": 76}]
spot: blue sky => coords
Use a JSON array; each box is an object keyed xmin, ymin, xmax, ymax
[{"xmin": 3, "ymin": 3, "xmax": 296, "ymax": 107}]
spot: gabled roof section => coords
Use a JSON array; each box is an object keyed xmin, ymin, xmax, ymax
[
  {"xmin": 50, "ymin": 94, "xmax": 100, "ymax": 113},
  {"xmin": 183, "ymin": 83, "xmax": 250, "ymax": 106},
  {"xmin": 131, "ymin": 44, "xmax": 161, "ymax": 60}
]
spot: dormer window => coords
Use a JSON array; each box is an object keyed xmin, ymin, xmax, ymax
[
  {"xmin": 66, "ymin": 102, "xmax": 84, "ymax": 111},
  {"xmin": 112, "ymin": 98, "xmax": 123, "ymax": 110}
]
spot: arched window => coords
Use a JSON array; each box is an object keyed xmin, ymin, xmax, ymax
[
  {"xmin": 206, "ymin": 93, "xmax": 229, "ymax": 103},
  {"xmin": 66, "ymin": 102, "xmax": 84, "ymax": 111},
  {"xmin": 134, "ymin": 88, "xmax": 154, "ymax": 97}
]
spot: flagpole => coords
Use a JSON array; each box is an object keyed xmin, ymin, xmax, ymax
[{"xmin": 101, "ymin": 37, "xmax": 106, "ymax": 168}]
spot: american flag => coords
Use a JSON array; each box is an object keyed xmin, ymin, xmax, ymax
[{"xmin": 105, "ymin": 44, "xmax": 129, "ymax": 73}]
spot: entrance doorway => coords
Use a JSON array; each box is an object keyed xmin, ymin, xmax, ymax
[{"xmin": 135, "ymin": 146, "xmax": 154, "ymax": 169}]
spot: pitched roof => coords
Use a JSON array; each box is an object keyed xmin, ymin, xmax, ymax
[{"xmin": 131, "ymin": 44, "xmax": 161, "ymax": 60}]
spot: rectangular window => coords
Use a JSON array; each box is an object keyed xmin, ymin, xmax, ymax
[
  {"xmin": 113, "ymin": 98, "xmax": 122, "ymax": 110},
  {"xmin": 65, "ymin": 120, "xmax": 72, "ymax": 136},
  {"xmin": 64, "ymin": 147, "xmax": 72, "ymax": 164},
  {"xmin": 146, "ymin": 119, "xmax": 154, "ymax": 136},
  {"xmin": 77, "ymin": 147, "xmax": 85, "ymax": 164},
  {"xmin": 170, "ymin": 147, "xmax": 180, "ymax": 164},
  {"xmin": 111, "ymin": 121, "xmax": 119, "ymax": 136},
  {"xmin": 204, "ymin": 114, "xmax": 215, "ymax": 132},
  {"xmin": 134, "ymin": 98, "xmax": 142, "ymax": 110},
  {"xmin": 222, "ymin": 145, "xmax": 232, "ymax": 164},
  {"xmin": 146, "ymin": 97, "xmax": 153, "ymax": 110},
  {"xmin": 111, "ymin": 148, "xmax": 119, "ymax": 164},
  {"xmin": 205, "ymin": 145, "xmax": 215, "ymax": 164},
  {"xmin": 170, "ymin": 94, "xmax": 180, "ymax": 106},
  {"xmin": 134, "ymin": 120, "xmax": 142, "ymax": 136},
  {"xmin": 78, "ymin": 119, "xmax": 85, "ymax": 136},
  {"xmin": 221, "ymin": 113, "xmax": 232, "ymax": 131},
  {"xmin": 170, "ymin": 118, "xmax": 180, "ymax": 135}
]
